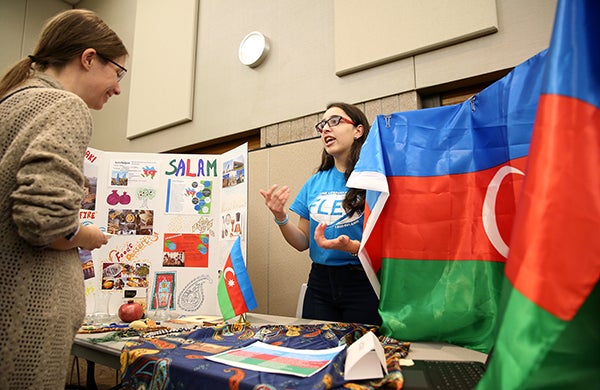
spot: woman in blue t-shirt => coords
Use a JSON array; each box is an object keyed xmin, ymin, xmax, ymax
[{"xmin": 260, "ymin": 102, "xmax": 381, "ymax": 325}]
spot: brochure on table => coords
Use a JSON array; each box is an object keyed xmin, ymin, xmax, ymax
[
  {"xmin": 344, "ymin": 331, "xmax": 388, "ymax": 381},
  {"xmin": 80, "ymin": 144, "xmax": 248, "ymax": 319}
]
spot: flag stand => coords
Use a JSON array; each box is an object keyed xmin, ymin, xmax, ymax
[{"xmin": 237, "ymin": 313, "xmax": 250, "ymax": 326}]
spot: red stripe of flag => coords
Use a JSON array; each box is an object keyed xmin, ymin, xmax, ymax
[
  {"xmin": 365, "ymin": 156, "xmax": 527, "ymax": 263},
  {"xmin": 506, "ymin": 95, "xmax": 600, "ymax": 321},
  {"xmin": 223, "ymin": 256, "xmax": 249, "ymax": 314}
]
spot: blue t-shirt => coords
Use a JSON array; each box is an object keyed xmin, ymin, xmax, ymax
[{"xmin": 290, "ymin": 168, "xmax": 363, "ymax": 266}]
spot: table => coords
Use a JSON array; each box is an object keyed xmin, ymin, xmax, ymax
[
  {"xmin": 71, "ymin": 333, "xmax": 124, "ymax": 389},
  {"xmin": 71, "ymin": 314, "xmax": 315, "ymax": 388},
  {"xmin": 72, "ymin": 313, "xmax": 487, "ymax": 389}
]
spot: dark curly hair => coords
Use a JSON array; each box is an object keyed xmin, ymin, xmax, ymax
[{"xmin": 316, "ymin": 102, "xmax": 370, "ymax": 216}]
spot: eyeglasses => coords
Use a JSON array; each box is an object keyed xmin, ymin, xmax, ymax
[
  {"xmin": 315, "ymin": 115, "xmax": 356, "ymax": 133},
  {"xmin": 97, "ymin": 53, "xmax": 127, "ymax": 82}
]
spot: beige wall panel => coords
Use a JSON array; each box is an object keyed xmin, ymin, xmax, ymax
[
  {"xmin": 78, "ymin": 0, "xmax": 136, "ymax": 151},
  {"xmin": 246, "ymin": 149, "xmax": 270, "ymax": 313},
  {"xmin": 334, "ymin": 0, "xmax": 498, "ymax": 76},
  {"xmin": 76, "ymin": 0, "xmax": 136, "ymax": 151},
  {"xmin": 267, "ymin": 139, "xmax": 321, "ymax": 317},
  {"xmin": 247, "ymin": 138, "xmax": 322, "ymax": 317},
  {"xmin": 88, "ymin": 0, "xmax": 415, "ymax": 153},
  {"xmin": 0, "ymin": 0, "xmax": 68, "ymax": 75},
  {"xmin": 415, "ymin": 0, "xmax": 557, "ymax": 89},
  {"xmin": 0, "ymin": 0, "xmax": 557, "ymax": 317},
  {"xmin": 0, "ymin": 0, "xmax": 25, "ymax": 74},
  {"xmin": 125, "ymin": 0, "xmax": 198, "ymax": 139},
  {"xmin": 1, "ymin": 1, "xmax": 555, "ymax": 155}
]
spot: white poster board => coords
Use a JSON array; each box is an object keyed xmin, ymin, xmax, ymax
[{"xmin": 80, "ymin": 144, "xmax": 248, "ymax": 319}]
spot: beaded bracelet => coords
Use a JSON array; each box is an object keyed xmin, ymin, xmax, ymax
[{"xmin": 274, "ymin": 214, "xmax": 289, "ymax": 226}]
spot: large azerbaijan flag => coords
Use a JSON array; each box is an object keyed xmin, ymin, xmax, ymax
[
  {"xmin": 347, "ymin": 48, "xmax": 548, "ymax": 352},
  {"xmin": 477, "ymin": 1, "xmax": 600, "ymax": 388}
]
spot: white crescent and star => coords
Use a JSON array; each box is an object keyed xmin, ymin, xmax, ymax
[
  {"xmin": 224, "ymin": 266, "xmax": 236, "ymax": 287},
  {"xmin": 482, "ymin": 165, "xmax": 525, "ymax": 258}
]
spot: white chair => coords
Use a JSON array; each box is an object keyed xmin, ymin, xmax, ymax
[{"xmin": 295, "ymin": 283, "xmax": 308, "ymax": 318}]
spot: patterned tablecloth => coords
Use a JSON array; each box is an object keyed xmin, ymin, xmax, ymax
[{"xmin": 119, "ymin": 322, "xmax": 410, "ymax": 389}]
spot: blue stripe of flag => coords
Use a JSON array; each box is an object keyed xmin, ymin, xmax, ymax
[
  {"xmin": 230, "ymin": 237, "xmax": 258, "ymax": 311},
  {"xmin": 543, "ymin": 1, "xmax": 600, "ymax": 109},
  {"xmin": 356, "ymin": 49, "xmax": 547, "ymax": 178}
]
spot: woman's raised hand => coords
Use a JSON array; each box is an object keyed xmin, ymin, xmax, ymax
[{"xmin": 259, "ymin": 184, "xmax": 290, "ymax": 219}]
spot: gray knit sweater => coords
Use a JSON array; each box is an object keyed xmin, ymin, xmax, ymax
[{"xmin": 0, "ymin": 73, "xmax": 92, "ymax": 389}]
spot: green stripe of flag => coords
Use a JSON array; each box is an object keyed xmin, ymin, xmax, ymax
[
  {"xmin": 217, "ymin": 276, "xmax": 235, "ymax": 320},
  {"xmin": 477, "ymin": 280, "xmax": 600, "ymax": 389},
  {"xmin": 378, "ymin": 258, "xmax": 504, "ymax": 352}
]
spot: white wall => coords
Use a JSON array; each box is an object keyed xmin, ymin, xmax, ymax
[
  {"xmin": 0, "ymin": 0, "xmax": 70, "ymax": 74},
  {"xmin": 0, "ymin": 0, "xmax": 558, "ymax": 317},
  {"xmin": 15, "ymin": 0, "xmax": 554, "ymax": 154},
  {"xmin": 1, "ymin": 0, "xmax": 556, "ymax": 154}
]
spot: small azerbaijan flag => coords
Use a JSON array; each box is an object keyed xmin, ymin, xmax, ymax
[
  {"xmin": 477, "ymin": 1, "xmax": 600, "ymax": 388},
  {"xmin": 217, "ymin": 236, "xmax": 257, "ymax": 320},
  {"xmin": 348, "ymin": 47, "xmax": 548, "ymax": 352}
]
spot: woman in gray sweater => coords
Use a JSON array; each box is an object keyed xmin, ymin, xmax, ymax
[{"xmin": 0, "ymin": 9, "xmax": 127, "ymax": 388}]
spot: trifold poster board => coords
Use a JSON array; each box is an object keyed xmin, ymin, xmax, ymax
[{"xmin": 79, "ymin": 143, "xmax": 248, "ymax": 318}]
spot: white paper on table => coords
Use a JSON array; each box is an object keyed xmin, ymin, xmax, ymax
[{"xmin": 344, "ymin": 331, "xmax": 388, "ymax": 381}]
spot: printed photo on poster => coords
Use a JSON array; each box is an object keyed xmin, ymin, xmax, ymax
[
  {"xmin": 222, "ymin": 155, "xmax": 245, "ymax": 188},
  {"xmin": 101, "ymin": 262, "xmax": 150, "ymax": 290},
  {"xmin": 163, "ymin": 252, "xmax": 184, "ymax": 267},
  {"xmin": 111, "ymin": 168, "xmax": 129, "ymax": 186},
  {"xmin": 107, "ymin": 209, "xmax": 154, "ymax": 235},
  {"xmin": 221, "ymin": 210, "xmax": 244, "ymax": 239},
  {"xmin": 79, "ymin": 249, "xmax": 95, "ymax": 280},
  {"xmin": 82, "ymin": 176, "xmax": 97, "ymax": 210}
]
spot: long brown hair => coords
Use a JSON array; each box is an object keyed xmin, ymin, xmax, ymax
[
  {"xmin": 0, "ymin": 9, "xmax": 128, "ymax": 97},
  {"xmin": 316, "ymin": 102, "xmax": 370, "ymax": 216}
]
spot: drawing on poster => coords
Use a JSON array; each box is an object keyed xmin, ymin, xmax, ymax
[
  {"xmin": 191, "ymin": 216, "xmax": 215, "ymax": 235},
  {"xmin": 107, "ymin": 209, "xmax": 154, "ymax": 235},
  {"xmin": 152, "ymin": 272, "xmax": 176, "ymax": 310},
  {"xmin": 101, "ymin": 262, "xmax": 150, "ymax": 290},
  {"xmin": 222, "ymin": 155, "xmax": 245, "ymax": 188},
  {"xmin": 106, "ymin": 189, "xmax": 131, "ymax": 206},
  {"xmin": 167, "ymin": 215, "xmax": 216, "ymax": 238},
  {"xmin": 163, "ymin": 233, "xmax": 209, "ymax": 267},
  {"xmin": 177, "ymin": 275, "xmax": 213, "ymax": 312},
  {"xmin": 140, "ymin": 165, "xmax": 158, "ymax": 179},
  {"xmin": 165, "ymin": 178, "xmax": 213, "ymax": 215},
  {"xmin": 136, "ymin": 187, "xmax": 157, "ymax": 208}
]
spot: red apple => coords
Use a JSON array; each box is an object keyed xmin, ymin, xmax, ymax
[{"xmin": 118, "ymin": 300, "xmax": 144, "ymax": 323}]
